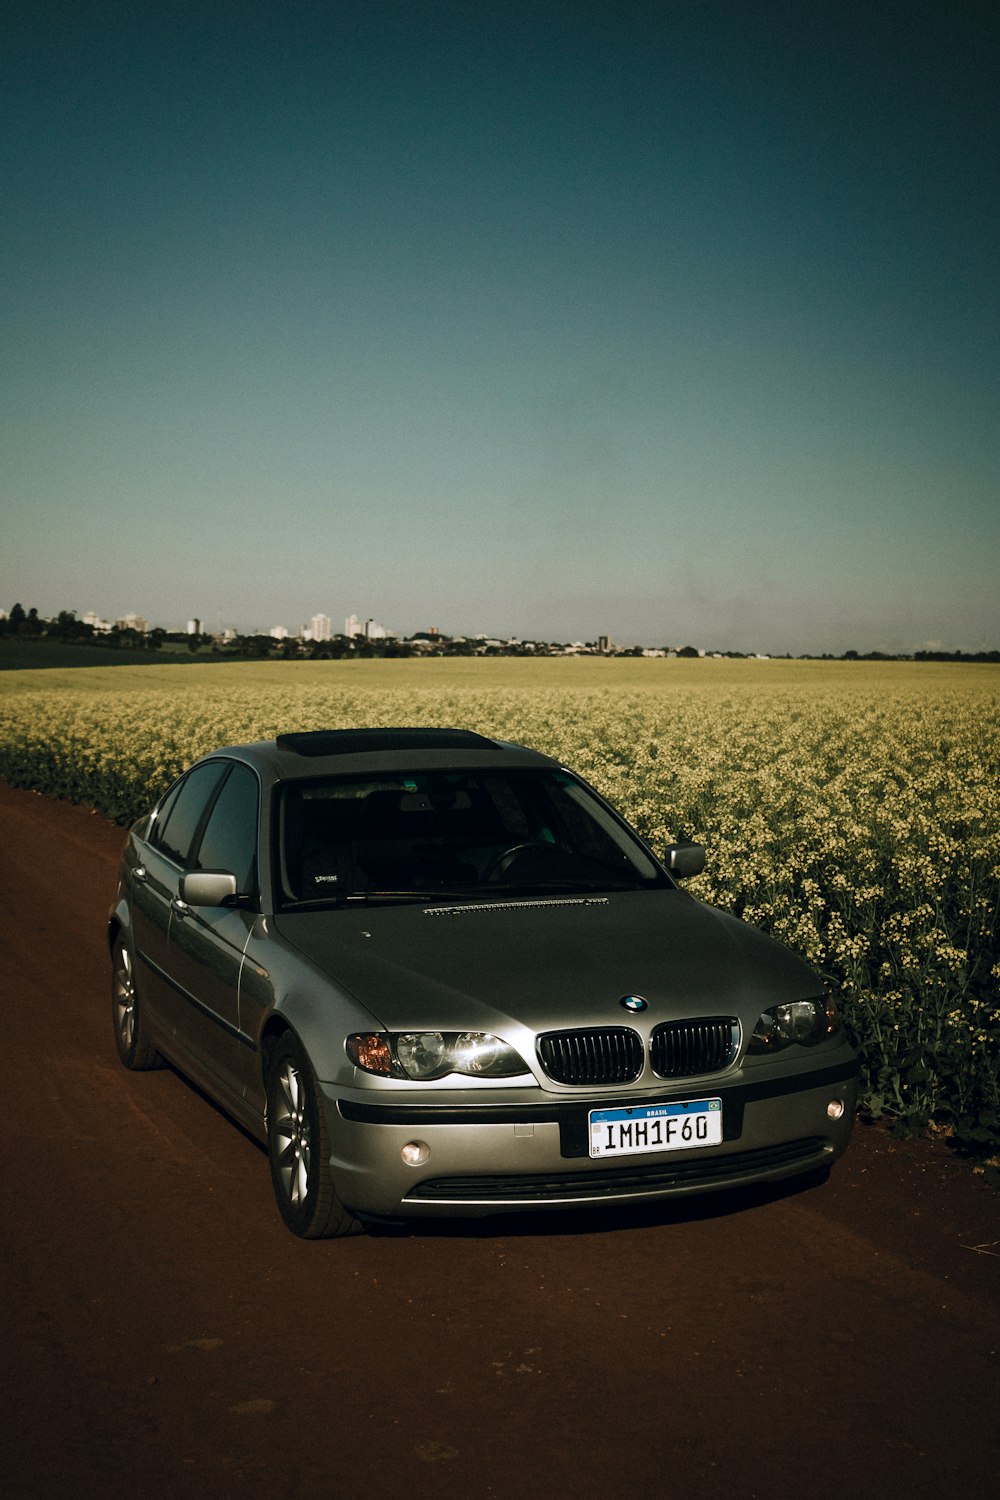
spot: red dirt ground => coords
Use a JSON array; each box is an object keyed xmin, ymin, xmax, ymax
[{"xmin": 1, "ymin": 781, "xmax": 998, "ymax": 1500}]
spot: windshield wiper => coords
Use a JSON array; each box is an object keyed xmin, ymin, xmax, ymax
[
  {"xmin": 282, "ymin": 880, "xmax": 646, "ymax": 912},
  {"xmin": 280, "ymin": 889, "xmax": 480, "ymax": 912}
]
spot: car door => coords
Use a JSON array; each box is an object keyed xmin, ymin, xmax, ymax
[
  {"xmin": 165, "ymin": 762, "xmax": 261, "ymax": 1108},
  {"xmin": 130, "ymin": 761, "xmax": 229, "ymax": 1035}
]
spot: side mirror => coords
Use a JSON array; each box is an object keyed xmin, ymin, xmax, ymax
[
  {"xmin": 664, "ymin": 840, "xmax": 705, "ymax": 879},
  {"xmin": 179, "ymin": 870, "xmax": 239, "ymax": 907}
]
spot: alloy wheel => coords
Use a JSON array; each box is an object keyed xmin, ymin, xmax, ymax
[
  {"xmin": 113, "ymin": 944, "xmax": 136, "ymax": 1053},
  {"xmin": 271, "ymin": 1059, "xmax": 312, "ymax": 1207}
]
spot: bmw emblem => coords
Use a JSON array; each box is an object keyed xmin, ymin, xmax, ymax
[{"xmin": 620, "ymin": 994, "xmax": 648, "ymax": 1013}]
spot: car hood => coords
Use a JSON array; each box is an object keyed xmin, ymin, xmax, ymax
[{"xmin": 273, "ymin": 889, "xmax": 820, "ymax": 1033}]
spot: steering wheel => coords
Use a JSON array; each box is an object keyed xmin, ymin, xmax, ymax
[{"xmin": 481, "ymin": 842, "xmax": 552, "ymax": 882}]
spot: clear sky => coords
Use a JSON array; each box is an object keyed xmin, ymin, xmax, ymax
[{"xmin": 3, "ymin": 0, "xmax": 997, "ymax": 653}]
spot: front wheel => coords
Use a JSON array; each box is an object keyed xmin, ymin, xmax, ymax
[
  {"xmin": 111, "ymin": 936, "xmax": 164, "ymax": 1070},
  {"xmin": 265, "ymin": 1036, "xmax": 363, "ymax": 1239}
]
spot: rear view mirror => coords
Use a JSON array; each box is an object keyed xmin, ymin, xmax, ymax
[
  {"xmin": 179, "ymin": 870, "xmax": 239, "ymax": 907},
  {"xmin": 664, "ymin": 840, "xmax": 705, "ymax": 878}
]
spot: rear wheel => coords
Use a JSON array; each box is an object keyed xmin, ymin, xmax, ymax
[
  {"xmin": 111, "ymin": 936, "xmax": 164, "ymax": 1070},
  {"xmin": 265, "ymin": 1035, "xmax": 363, "ymax": 1239}
]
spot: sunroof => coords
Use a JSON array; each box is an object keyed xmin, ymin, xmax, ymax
[{"xmin": 275, "ymin": 728, "xmax": 499, "ymax": 757}]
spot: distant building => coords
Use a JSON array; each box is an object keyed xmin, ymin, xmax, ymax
[
  {"xmin": 310, "ymin": 613, "xmax": 332, "ymax": 642},
  {"xmin": 187, "ymin": 618, "xmax": 201, "ymax": 636},
  {"xmin": 270, "ymin": 626, "xmax": 289, "ymax": 640},
  {"xmin": 345, "ymin": 613, "xmax": 393, "ymax": 640}
]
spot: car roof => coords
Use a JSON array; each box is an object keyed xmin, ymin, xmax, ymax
[{"xmin": 205, "ymin": 727, "xmax": 561, "ymax": 782}]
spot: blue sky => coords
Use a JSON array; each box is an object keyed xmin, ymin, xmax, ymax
[{"xmin": 3, "ymin": 0, "xmax": 997, "ymax": 652}]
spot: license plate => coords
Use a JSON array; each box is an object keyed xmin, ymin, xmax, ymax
[{"xmin": 589, "ymin": 1098, "xmax": 723, "ymax": 1158}]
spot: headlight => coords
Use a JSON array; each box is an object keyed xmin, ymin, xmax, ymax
[
  {"xmin": 748, "ymin": 996, "xmax": 840, "ymax": 1053},
  {"xmin": 396, "ymin": 1031, "xmax": 450, "ymax": 1078},
  {"xmin": 347, "ymin": 1031, "xmax": 529, "ymax": 1080}
]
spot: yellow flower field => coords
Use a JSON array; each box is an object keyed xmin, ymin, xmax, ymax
[{"xmin": 2, "ymin": 657, "xmax": 997, "ymax": 1156}]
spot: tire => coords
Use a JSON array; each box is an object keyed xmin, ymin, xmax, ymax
[
  {"xmin": 265, "ymin": 1035, "xmax": 364, "ymax": 1239},
  {"xmin": 111, "ymin": 936, "xmax": 165, "ymax": 1070}
]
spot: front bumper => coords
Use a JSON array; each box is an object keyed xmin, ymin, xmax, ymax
[{"xmin": 320, "ymin": 1048, "xmax": 859, "ymax": 1219}]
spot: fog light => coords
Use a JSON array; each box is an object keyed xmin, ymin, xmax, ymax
[
  {"xmin": 401, "ymin": 1141, "xmax": 429, "ymax": 1166},
  {"xmin": 827, "ymin": 1099, "xmax": 845, "ymax": 1120}
]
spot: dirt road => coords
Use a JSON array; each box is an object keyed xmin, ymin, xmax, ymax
[{"xmin": 1, "ymin": 781, "xmax": 997, "ymax": 1500}]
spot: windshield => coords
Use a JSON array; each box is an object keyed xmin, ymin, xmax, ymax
[{"xmin": 276, "ymin": 768, "xmax": 666, "ymax": 906}]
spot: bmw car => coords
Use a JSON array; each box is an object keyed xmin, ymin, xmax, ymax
[{"xmin": 109, "ymin": 727, "xmax": 857, "ymax": 1237}]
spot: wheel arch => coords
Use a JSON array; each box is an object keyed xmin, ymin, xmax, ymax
[
  {"xmin": 259, "ymin": 1013, "xmax": 298, "ymax": 1081},
  {"xmin": 107, "ymin": 893, "xmax": 133, "ymax": 958}
]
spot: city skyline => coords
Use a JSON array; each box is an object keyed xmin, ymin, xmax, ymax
[
  {"xmin": 4, "ymin": 595, "xmax": 996, "ymax": 659},
  {"xmin": 3, "ymin": 2, "xmax": 998, "ymax": 656},
  {"xmin": 4, "ymin": 587, "xmax": 998, "ymax": 656}
]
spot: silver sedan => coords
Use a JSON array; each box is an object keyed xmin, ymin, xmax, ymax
[{"xmin": 110, "ymin": 727, "xmax": 858, "ymax": 1237}]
